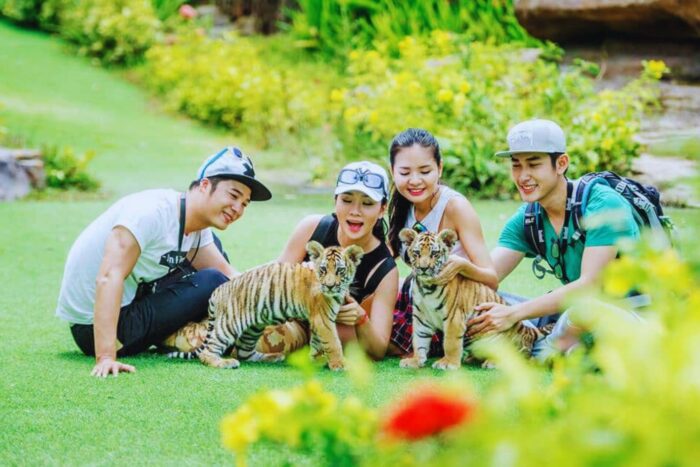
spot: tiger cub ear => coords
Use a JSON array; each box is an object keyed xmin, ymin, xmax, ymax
[
  {"xmin": 399, "ymin": 228, "xmax": 417, "ymax": 245},
  {"xmin": 438, "ymin": 229, "xmax": 458, "ymax": 249},
  {"xmin": 343, "ymin": 245, "xmax": 364, "ymax": 266},
  {"xmin": 306, "ymin": 241, "xmax": 325, "ymax": 261}
]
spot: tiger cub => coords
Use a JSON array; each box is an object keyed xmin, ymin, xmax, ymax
[
  {"xmin": 399, "ymin": 228, "xmax": 546, "ymax": 370},
  {"xmin": 168, "ymin": 241, "xmax": 363, "ymax": 370}
]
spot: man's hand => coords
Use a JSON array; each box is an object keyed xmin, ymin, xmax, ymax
[
  {"xmin": 467, "ymin": 302, "xmax": 518, "ymax": 338},
  {"xmin": 427, "ymin": 255, "xmax": 467, "ymax": 286},
  {"xmin": 335, "ymin": 296, "xmax": 367, "ymax": 326},
  {"xmin": 91, "ymin": 356, "xmax": 136, "ymax": 378}
]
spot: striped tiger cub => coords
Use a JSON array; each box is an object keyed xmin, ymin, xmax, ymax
[
  {"xmin": 168, "ymin": 241, "xmax": 363, "ymax": 370},
  {"xmin": 399, "ymin": 228, "xmax": 547, "ymax": 370}
]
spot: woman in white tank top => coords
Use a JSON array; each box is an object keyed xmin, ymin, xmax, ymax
[{"xmin": 386, "ymin": 128, "xmax": 498, "ymax": 356}]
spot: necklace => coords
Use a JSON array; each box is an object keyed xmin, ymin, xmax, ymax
[{"xmin": 415, "ymin": 186, "xmax": 441, "ymax": 221}]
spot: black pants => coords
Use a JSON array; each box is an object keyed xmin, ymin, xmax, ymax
[{"xmin": 70, "ymin": 268, "xmax": 228, "ymax": 356}]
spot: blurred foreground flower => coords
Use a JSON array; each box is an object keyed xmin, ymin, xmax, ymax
[
  {"xmin": 179, "ymin": 4, "xmax": 197, "ymax": 20},
  {"xmin": 383, "ymin": 387, "xmax": 476, "ymax": 440}
]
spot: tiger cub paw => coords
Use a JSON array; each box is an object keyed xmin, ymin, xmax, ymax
[
  {"xmin": 399, "ymin": 357, "xmax": 424, "ymax": 369},
  {"xmin": 201, "ymin": 355, "xmax": 241, "ymax": 369},
  {"xmin": 432, "ymin": 357, "xmax": 461, "ymax": 371},
  {"xmin": 327, "ymin": 359, "xmax": 345, "ymax": 371}
]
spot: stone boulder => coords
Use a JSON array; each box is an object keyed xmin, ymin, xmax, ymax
[
  {"xmin": 0, "ymin": 148, "xmax": 45, "ymax": 201},
  {"xmin": 515, "ymin": 0, "xmax": 700, "ymax": 42}
]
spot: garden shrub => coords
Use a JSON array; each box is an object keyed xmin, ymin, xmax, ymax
[
  {"xmin": 42, "ymin": 145, "xmax": 100, "ymax": 191},
  {"xmin": 285, "ymin": 0, "xmax": 537, "ymax": 61},
  {"xmin": 222, "ymin": 238, "xmax": 700, "ymax": 466},
  {"xmin": 143, "ymin": 32, "xmax": 331, "ymax": 147},
  {"xmin": 0, "ymin": 0, "xmax": 42, "ymax": 25},
  {"xmin": 331, "ymin": 33, "xmax": 666, "ymax": 198},
  {"xmin": 58, "ymin": 0, "xmax": 160, "ymax": 65}
]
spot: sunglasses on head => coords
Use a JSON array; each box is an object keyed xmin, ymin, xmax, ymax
[{"xmin": 337, "ymin": 169, "xmax": 387, "ymax": 196}]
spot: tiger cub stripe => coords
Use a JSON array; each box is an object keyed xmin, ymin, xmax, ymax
[
  {"xmin": 399, "ymin": 228, "xmax": 547, "ymax": 370},
  {"xmin": 167, "ymin": 241, "xmax": 363, "ymax": 370}
]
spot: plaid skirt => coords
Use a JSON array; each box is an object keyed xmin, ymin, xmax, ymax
[{"xmin": 390, "ymin": 275, "xmax": 449, "ymax": 357}]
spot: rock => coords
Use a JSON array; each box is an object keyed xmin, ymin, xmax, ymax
[
  {"xmin": 0, "ymin": 147, "xmax": 45, "ymax": 201},
  {"xmin": 515, "ymin": 0, "xmax": 700, "ymax": 42},
  {"xmin": 631, "ymin": 153, "xmax": 699, "ymax": 207},
  {"xmin": 0, "ymin": 152, "xmax": 31, "ymax": 201}
]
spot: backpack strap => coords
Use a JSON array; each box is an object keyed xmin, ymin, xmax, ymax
[{"xmin": 524, "ymin": 202, "xmax": 546, "ymax": 258}]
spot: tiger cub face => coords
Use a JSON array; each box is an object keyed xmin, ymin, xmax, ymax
[
  {"xmin": 399, "ymin": 228, "xmax": 457, "ymax": 279},
  {"xmin": 305, "ymin": 241, "xmax": 364, "ymax": 297}
]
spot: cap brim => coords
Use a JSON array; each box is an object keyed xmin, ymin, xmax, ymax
[
  {"xmin": 220, "ymin": 174, "xmax": 272, "ymax": 201},
  {"xmin": 494, "ymin": 149, "xmax": 552, "ymax": 158},
  {"xmin": 334, "ymin": 183, "xmax": 384, "ymax": 202}
]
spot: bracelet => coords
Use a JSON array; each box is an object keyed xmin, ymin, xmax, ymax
[{"xmin": 355, "ymin": 312, "xmax": 369, "ymax": 327}]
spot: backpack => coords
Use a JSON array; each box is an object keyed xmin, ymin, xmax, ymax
[{"xmin": 524, "ymin": 171, "xmax": 674, "ymax": 282}]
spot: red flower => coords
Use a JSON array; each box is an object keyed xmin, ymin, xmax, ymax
[
  {"xmin": 383, "ymin": 389, "xmax": 476, "ymax": 440},
  {"xmin": 179, "ymin": 4, "xmax": 197, "ymax": 20}
]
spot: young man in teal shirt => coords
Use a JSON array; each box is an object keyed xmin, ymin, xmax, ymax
[{"xmin": 467, "ymin": 119, "xmax": 640, "ymax": 359}]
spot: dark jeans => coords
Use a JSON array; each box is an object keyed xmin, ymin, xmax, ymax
[{"xmin": 71, "ymin": 268, "xmax": 228, "ymax": 356}]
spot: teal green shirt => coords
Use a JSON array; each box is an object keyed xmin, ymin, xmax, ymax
[{"xmin": 498, "ymin": 183, "xmax": 640, "ymax": 284}]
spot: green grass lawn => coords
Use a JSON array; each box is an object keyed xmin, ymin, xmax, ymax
[{"xmin": 1, "ymin": 20, "xmax": 699, "ymax": 465}]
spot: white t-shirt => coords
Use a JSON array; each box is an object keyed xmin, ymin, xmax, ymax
[{"xmin": 55, "ymin": 189, "xmax": 214, "ymax": 325}]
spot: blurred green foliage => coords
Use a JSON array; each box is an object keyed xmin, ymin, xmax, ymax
[
  {"xmin": 0, "ymin": 0, "xmax": 161, "ymax": 65},
  {"xmin": 284, "ymin": 0, "xmax": 538, "ymax": 61},
  {"xmin": 42, "ymin": 145, "xmax": 100, "ymax": 191},
  {"xmin": 224, "ymin": 238, "xmax": 700, "ymax": 466},
  {"xmin": 143, "ymin": 31, "xmax": 331, "ymax": 148},
  {"xmin": 332, "ymin": 37, "xmax": 665, "ymax": 197}
]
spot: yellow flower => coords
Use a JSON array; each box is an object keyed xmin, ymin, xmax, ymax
[
  {"xmin": 330, "ymin": 88, "xmax": 346, "ymax": 103},
  {"xmin": 343, "ymin": 106, "xmax": 359, "ymax": 122},
  {"xmin": 368, "ymin": 110, "xmax": 379, "ymax": 125},
  {"xmin": 437, "ymin": 88, "xmax": 454, "ymax": 103},
  {"xmin": 643, "ymin": 60, "xmax": 668, "ymax": 80},
  {"xmin": 408, "ymin": 81, "xmax": 422, "ymax": 95},
  {"xmin": 601, "ymin": 138, "xmax": 614, "ymax": 151},
  {"xmin": 458, "ymin": 81, "xmax": 471, "ymax": 94},
  {"xmin": 220, "ymin": 406, "xmax": 259, "ymax": 453}
]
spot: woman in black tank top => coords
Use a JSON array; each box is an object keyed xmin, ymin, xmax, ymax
[{"xmin": 257, "ymin": 161, "xmax": 399, "ymax": 360}]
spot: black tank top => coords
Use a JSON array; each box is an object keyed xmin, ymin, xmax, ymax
[{"xmin": 304, "ymin": 215, "xmax": 396, "ymax": 303}]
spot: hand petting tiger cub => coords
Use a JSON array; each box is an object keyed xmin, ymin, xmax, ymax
[
  {"xmin": 168, "ymin": 241, "xmax": 363, "ymax": 370},
  {"xmin": 399, "ymin": 228, "xmax": 547, "ymax": 370}
]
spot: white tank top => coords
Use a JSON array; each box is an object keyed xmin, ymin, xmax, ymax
[{"xmin": 403, "ymin": 185, "xmax": 468, "ymax": 259}]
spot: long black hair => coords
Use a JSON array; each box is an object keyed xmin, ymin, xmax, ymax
[{"xmin": 387, "ymin": 128, "xmax": 442, "ymax": 258}]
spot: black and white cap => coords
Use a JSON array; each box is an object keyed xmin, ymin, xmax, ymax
[{"xmin": 196, "ymin": 146, "xmax": 272, "ymax": 201}]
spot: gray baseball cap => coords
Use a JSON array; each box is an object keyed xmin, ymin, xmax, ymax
[{"xmin": 495, "ymin": 119, "xmax": 566, "ymax": 158}]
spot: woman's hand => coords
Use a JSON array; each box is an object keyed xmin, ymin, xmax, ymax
[
  {"xmin": 91, "ymin": 356, "xmax": 136, "ymax": 378},
  {"xmin": 427, "ymin": 255, "xmax": 468, "ymax": 285},
  {"xmin": 466, "ymin": 302, "xmax": 518, "ymax": 338},
  {"xmin": 336, "ymin": 296, "xmax": 368, "ymax": 326}
]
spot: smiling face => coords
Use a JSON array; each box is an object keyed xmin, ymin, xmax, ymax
[
  {"xmin": 510, "ymin": 152, "xmax": 568, "ymax": 203},
  {"xmin": 201, "ymin": 178, "xmax": 251, "ymax": 230},
  {"xmin": 391, "ymin": 144, "xmax": 443, "ymax": 207},
  {"xmin": 334, "ymin": 190, "xmax": 385, "ymax": 242}
]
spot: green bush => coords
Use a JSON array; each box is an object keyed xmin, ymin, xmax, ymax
[
  {"xmin": 43, "ymin": 145, "xmax": 100, "ymax": 191},
  {"xmin": 58, "ymin": 0, "xmax": 160, "ymax": 65},
  {"xmin": 0, "ymin": 0, "xmax": 42, "ymax": 25},
  {"xmin": 143, "ymin": 32, "xmax": 331, "ymax": 147},
  {"xmin": 331, "ymin": 34, "xmax": 665, "ymax": 197},
  {"xmin": 285, "ymin": 0, "xmax": 538, "ymax": 61}
]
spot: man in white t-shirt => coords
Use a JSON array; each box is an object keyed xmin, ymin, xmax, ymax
[{"xmin": 55, "ymin": 146, "xmax": 272, "ymax": 377}]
